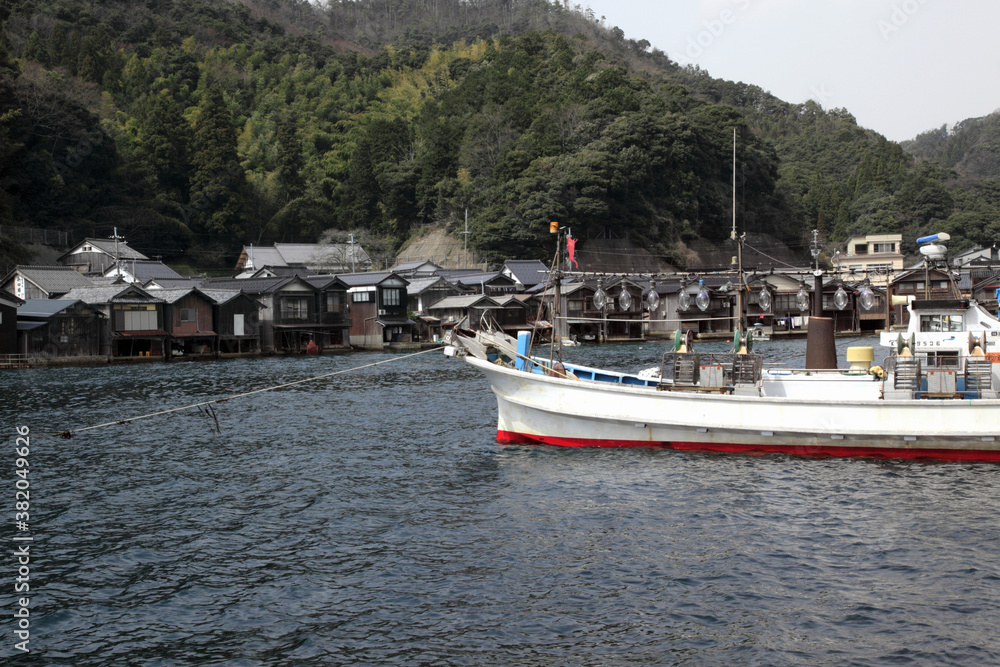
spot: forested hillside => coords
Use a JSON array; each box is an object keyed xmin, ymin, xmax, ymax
[
  {"xmin": 1, "ymin": 0, "xmax": 998, "ymax": 273},
  {"xmin": 903, "ymin": 112, "xmax": 1000, "ymax": 179}
]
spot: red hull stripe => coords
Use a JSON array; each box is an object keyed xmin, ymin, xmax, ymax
[{"xmin": 496, "ymin": 430, "xmax": 1000, "ymax": 462}]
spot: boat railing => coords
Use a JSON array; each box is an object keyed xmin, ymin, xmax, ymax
[
  {"xmin": 657, "ymin": 352, "xmax": 763, "ymax": 392},
  {"xmin": 882, "ymin": 355, "xmax": 996, "ymax": 398}
]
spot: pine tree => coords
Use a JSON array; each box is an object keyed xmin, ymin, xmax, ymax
[
  {"xmin": 274, "ymin": 114, "xmax": 305, "ymax": 202},
  {"xmin": 50, "ymin": 23, "xmax": 66, "ymax": 65},
  {"xmin": 188, "ymin": 88, "xmax": 246, "ymax": 241},
  {"xmin": 138, "ymin": 91, "xmax": 192, "ymax": 200},
  {"xmin": 23, "ymin": 31, "xmax": 50, "ymax": 66}
]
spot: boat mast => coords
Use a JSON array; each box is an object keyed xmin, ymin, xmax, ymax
[
  {"xmin": 549, "ymin": 221, "xmax": 563, "ymax": 366},
  {"xmin": 731, "ymin": 128, "xmax": 745, "ymax": 337}
]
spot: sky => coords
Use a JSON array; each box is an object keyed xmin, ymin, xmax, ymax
[{"xmin": 580, "ymin": 0, "xmax": 1000, "ymax": 142}]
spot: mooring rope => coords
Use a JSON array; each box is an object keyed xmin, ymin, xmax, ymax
[{"xmin": 51, "ymin": 346, "xmax": 443, "ymax": 438}]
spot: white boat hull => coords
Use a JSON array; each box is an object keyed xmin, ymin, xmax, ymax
[{"xmin": 465, "ymin": 356, "xmax": 1000, "ymax": 461}]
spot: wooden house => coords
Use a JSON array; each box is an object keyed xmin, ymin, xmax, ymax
[
  {"xmin": 951, "ymin": 245, "xmax": 998, "ymax": 269},
  {"xmin": 57, "ymin": 237, "xmax": 148, "ymax": 275},
  {"xmin": 543, "ymin": 282, "xmax": 596, "ymax": 341},
  {"xmin": 405, "ymin": 276, "xmax": 463, "ymax": 314},
  {"xmin": 16, "ymin": 299, "xmax": 102, "ymax": 358},
  {"xmin": 391, "ymin": 259, "xmax": 442, "ymax": 278},
  {"xmin": 455, "ymin": 271, "xmax": 517, "ymax": 297},
  {"xmin": 202, "ymin": 276, "xmax": 323, "ymax": 353},
  {"xmin": 491, "ymin": 294, "xmax": 532, "ymax": 333},
  {"xmin": 427, "ymin": 295, "xmax": 503, "ymax": 331},
  {"xmin": 745, "ymin": 273, "xmax": 811, "ymax": 334},
  {"xmin": 338, "ymin": 272, "xmax": 413, "ymax": 349},
  {"xmin": 157, "ymin": 288, "xmax": 219, "ymax": 359},
  {"xmin": 598, "ymin": 278, "xmax": 646, "ymax": 340},
  {"xmin": 644, "ymin": 281, "xmax": 682, "ymax": 338},
  {"xmin": 675, "ymin": 275, "xmax": 737, "ymax": 336},
  {"xmin": 0, "ymin": 290, "xmax": 23, "ymax": 356},
  {"xmin": 889, "ymin": 267, "xmax": 959, "ymax": 327},
  {"xmin": 971, "ymin": 272, "xmax": 1000, "ymax": 313},
  {"xmin": 306, "ymin": 276, "xmax": 352, "ymax": 350},
  {"xmin": 1, "ymin": 265, "xmax": 95, "ymax": 299},
  {"xmin": 235, "ymin": 243, "xmax": 372, "ymax": 276},
  {"xmin": 61, "ymin": 284, "xmax": 167, "ymax": 358},
  {"xmin": 199, "ymin": 289, "xmax": 264, "ymax": 356}
]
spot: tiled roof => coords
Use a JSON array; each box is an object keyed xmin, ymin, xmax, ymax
[
  {"xmin": 436, "ymin": 268, "xmax": 490, "ymax": 281},
  {"xmin": 251, "ymin": 265, "xmax": 311, "ymax": 278},
  {"xmin": 304, "ymin": 275, "xmax": 348, "ymax": 290},
  {"xmin": 241, "ymin": 244, "xmax": 371, "ymax": 271},
  {"xmin": 201, "ymin": 276, "xmax": 294, "ymax": 294},
  {"xmin": 111, "ymin": 260, "xmax": 184, "ymax": 282},
  {"xmin": 457, "ymin": 271, "xmax": 513, "ymax": 287},
  {"xmin": 5, "ymin": 266, "xmax": 95, "ymax": 295},
  {"xmin": 503, "ymin": 260, "xmax": 550, "ymax": 286},
  {"xmin": 427, "ymin": 295, "xmax": 500, "ymax": 310},
  {"xmin": 404, "ymin": 276, "xmax": 453, "ymax": 293},
  {"xmin": 493, "ymin": 294, "xmax": 529, "ymax": 307},
  {"xmin": 18, "ymin": 299, "xmax": 81, "ymax": 318},
  {"xmin": 242, "ymin": 246, "xmax": 284, "ymax": 268},
  {"xmin": 61, "ymin": 285, "xmax": 162, "ymax": 305},
  {"xmin": 152, "ymin": 288, "xmax": 208, "ymax": 304},
  {"xmin": 197, "ymin": 289, "xmax": 263, "ymax": 307},
  {"xmin": 276, "ymin": 243, "xmax": 370, "ymax": 267},
  {"xmin": 68, "ymin": 238, "xmax": 148, "ymax": 260},
  {"xmin": 391, "ymin": 259, "xmax": 441, "ymax": 273},
  {"xmin": 335, "ymin": 272, "xmax": 408, "ymax": 287},
  {"xmin": 146, "ymin": 278, "xmax": 199, "ymax": 289}
]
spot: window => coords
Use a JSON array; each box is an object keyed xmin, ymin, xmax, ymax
[
  {"xmin": 854, "ymin": 243, "xmax": 868, "ymax": 255},
  {"xmin": 382, "ymin": 288, "xmax": 401, "ymax": 306},
  {"xmin": 872, "ymin": 242, "xmax": 896, "ymax": 254},
  {"xmin": 281, "ymin": 296, "xmax": 310, "ymax": 320},
  {"xmin": 920, "ymin": 314, "xmax": 964, "ymax": 332},
  {"xmin": 120, "ymin": 307, "xmax": 157, "ymax": 331},
  {"xmin": 352, "ymin": 291, "xmax": 372, "ymax": 303},
  {"xmin": 180, "ymin": 308, "xmax": 196, "ymax": 323},
  {"xmin": 326, "ymin": 292, "xmax": 342, "ymax": 310},
  {"xmin": 568, "ymin": 299, "xmax": 584, "ymax": 313}
]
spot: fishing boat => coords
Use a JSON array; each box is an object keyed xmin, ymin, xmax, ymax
[
  {"xmin": 445, "ymin": 324, "xmax": 1000, "ymax": 461},
  {"xmin": 445, "ymin": 212, "xmax": 1000, "ymax": 461}
]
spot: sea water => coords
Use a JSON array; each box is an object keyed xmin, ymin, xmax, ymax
[{"xmin": 1, "ymin": 340, "xmax": 998, "ymax": 664}]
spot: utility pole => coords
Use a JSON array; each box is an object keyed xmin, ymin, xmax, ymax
[
  {"xmin": 461, "ymin": 209, "xmax": 470, "ymax": 268},
  {"xmin": 348, "ymin": 233, "xmax": 356, "ymax": 273},
  {"xmin": 112, "ymin": 227, "xmax": 123, "ymax": 278},
  {"xmin": 731, "ymin": 127, "xmax": 744, "ymax": 336}
]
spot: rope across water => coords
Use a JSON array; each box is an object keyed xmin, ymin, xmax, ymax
[{"xmin": 52, "ymin": 346, "xmax": 443, "ymax": 438}]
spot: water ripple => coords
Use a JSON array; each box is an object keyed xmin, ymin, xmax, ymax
[{"xmin": 2, "ymin": 348, "xmax": 1000, "ymax": 664}]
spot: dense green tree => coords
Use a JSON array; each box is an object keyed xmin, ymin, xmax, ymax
[
  {"xmin": 23, "ymin": 31, "xmax": 50, "ymax": 66},
  {"xmin": 188, "ymin": 87, "xmax": 247, "ymax": 243},
  {"xmin": 274, "ymin": 113, "xmax": 305, "ymax": 202},
  {"xmin": 2, "ymin": 0, "xmax": 1000, "ymax": 269},
  {"xmin": 129, "ymin": 91, "xmax": 192, "ymax": 202}
]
